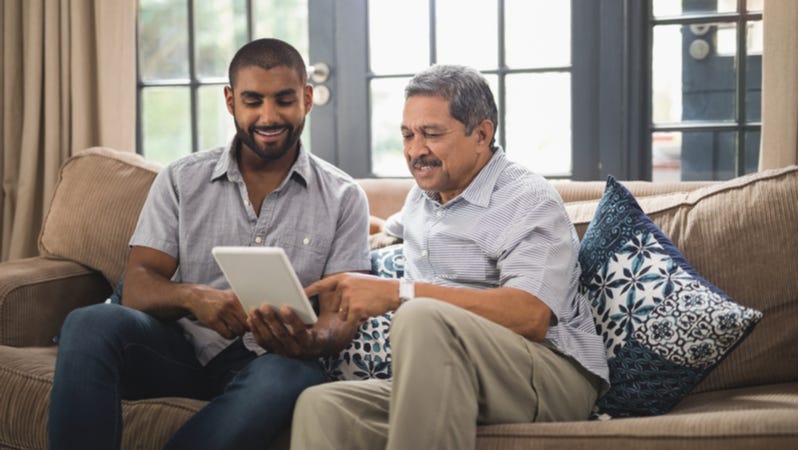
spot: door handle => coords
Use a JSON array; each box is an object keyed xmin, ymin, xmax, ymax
[{"xmin": 308, "ymin": 62, "xmax": 330, "ymax": 83}]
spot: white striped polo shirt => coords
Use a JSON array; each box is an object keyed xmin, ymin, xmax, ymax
[{"xmin": 385, "ymin": 148, "xmax": 609, "ymax": 390}]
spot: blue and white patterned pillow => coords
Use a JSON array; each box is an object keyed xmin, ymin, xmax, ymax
[
  {"xmin": 321, "ymin": 244, "xmax": 404, "ymax": 381},
  {"xmin": 579, "ymin": 177, "xmax": 763, "ymax": 418}
]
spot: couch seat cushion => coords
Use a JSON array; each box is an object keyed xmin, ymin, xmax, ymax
[
  {"xmin": 475, "ymin": 383, "xmax": 797, "ymax": 450},
  {"xmin": 0, "ymin": 345, "xmax": 204, "ymax": 450}
]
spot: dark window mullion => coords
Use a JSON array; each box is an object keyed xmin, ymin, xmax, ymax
[
  {"xmin": 497, "ymin": 0, "xmax": 506, "ymax": 150},
  {"xmin": 136, "ymin": 15, "xmax": 143, "ymax": 155},
  {"xmin": 652, "ymin": 11, "xmax": 761, "ymax": 26},
  {"xmin": 246, "ymin": 0, "xmax": 253, "ymax": 42},
  {"xmin": 734, "ymin": 0, "xmax": 748, "ymax": 176},
  {"xmin": 429, "ymin": 0, "xmax": 437, "ymax": 64},
  {"xmin": 187, "ymin": 0, "xmax": 199, "ymax": 154}
]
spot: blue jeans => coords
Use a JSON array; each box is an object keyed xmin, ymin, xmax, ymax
[{"xmin": 48, "ymin": 303, "xmax": 328, "ymax": 450}]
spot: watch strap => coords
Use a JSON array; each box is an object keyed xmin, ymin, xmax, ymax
[{"xmin": 399, "ymin": 278, "xmax": 415, "ymax": 305}]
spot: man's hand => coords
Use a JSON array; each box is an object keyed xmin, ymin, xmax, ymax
[
  {"xmin": 305, "ymin": 273, "xmax": 399, "ymax": 322},
  {"xmin": 187, "ymin": 286, "xmax": 249, "ymax": 340},
  {"xmin": 369, "ymin": 231, "xmax": 402, "ymax": 250},
  {"xmin": 247, "ymin": 306, "xmax": 319, "ymax": 358}
]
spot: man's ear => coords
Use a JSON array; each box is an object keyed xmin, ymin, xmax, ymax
[
  {"xmin": 224, "ymin": 86, "xmax": 234, "ymax": 115},
  {"xmin": 304, "ymin": 84, "xmax": 314, "ymax": 114},
  {"xmin": 475, "ymin": 119, "xmax": 494, "ymax": 148}
]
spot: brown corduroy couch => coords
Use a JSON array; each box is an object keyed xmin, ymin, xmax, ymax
[{"xmin": 0, "ymin": 147, "xmax": 796, "ymax": 449}]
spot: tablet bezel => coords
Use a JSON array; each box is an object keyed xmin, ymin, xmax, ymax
[{"xmin": 211, "ymin": 246, "xmax": 318, "ymax": 324}]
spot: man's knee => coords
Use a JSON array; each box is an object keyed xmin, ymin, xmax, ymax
[
  {"xmin": 391, "ymin": 298, "xmax": 456, "ymax": 343},
  {"xmin": 295, "ymin": 383, "xmax": 354, "ymax": 427},
  {"xmin": 231, "ymin": 355, "xmax": 327, "ymax": 407},
  {"xmin": 392, "ymin": 297, "xmax": 450, "ymax": 327},
  {"xmin": 58, "ymin": 303, "xmax": 148, "ymax": 353},
  {"xmin": 60, "ymin": 303, "xmax": 122, "ymax": 342}
]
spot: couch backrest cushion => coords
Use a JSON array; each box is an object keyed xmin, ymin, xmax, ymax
[
  {"xmin": 39, "ymin": 147, "xmax": 161, "ymax": 286},
  {"xmin": 356, "ymin": 178, "xmax": 716, "ymax": 220},
  {"xmin": 567, "ymin": 166, "xmax": 798, "ymax": 392},
  {"xmin": 552, "ymin": 179, "xmax": 715, "ymax": 203}
]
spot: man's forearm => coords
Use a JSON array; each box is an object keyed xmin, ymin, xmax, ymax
[
  {"xmin": 122, "ymin": 267, "xmax": 194, "ymax": 320},
  {"xmin": 411, "ymin": 284, "xmax": 552, "ymax": 342}
]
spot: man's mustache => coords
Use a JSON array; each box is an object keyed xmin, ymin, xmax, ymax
[{"xmin": 410, "ymin": 157, "xmax": 443, "ymax": 168}]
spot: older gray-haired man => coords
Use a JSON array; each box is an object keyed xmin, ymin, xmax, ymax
[{"xmin": 291, "ymin": 65, "xmax": 609, "ymax": 450}]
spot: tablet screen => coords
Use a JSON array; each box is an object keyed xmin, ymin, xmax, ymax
[{"xmin": 211, "ymin": 246, "xmax": 318, "ymax": 324}]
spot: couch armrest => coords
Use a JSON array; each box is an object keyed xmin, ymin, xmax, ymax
[{"xmin": 0, "ymin": 257, "xmax": 112, "ymax": 347}]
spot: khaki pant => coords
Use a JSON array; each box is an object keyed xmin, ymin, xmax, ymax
[{"xmin": 292, "ymin": 298, "xmax": 599, "ymax": 450}]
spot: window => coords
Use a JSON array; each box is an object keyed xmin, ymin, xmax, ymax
[
  {"xmin": 137, "ymin": 0, "xmax": 763, "ymax": 182},
  {"xmin": 649, "ymin": 0, "xmax": 763, "ymax": 181},
  {"xmin": 366, "ymin": 0, "xmax": 572, "ymax": 177},
  {"xmin": 137, "ymin": 0, "xmax": 309, "ymax": 166}
]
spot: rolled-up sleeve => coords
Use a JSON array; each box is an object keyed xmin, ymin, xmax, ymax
[
  {"xmin": 323, "ymin": 183, "xmax": 371, "ymax": 275},
  {"xmin": 496, "ymin": 194, "xmax": 579, "ymax": 319},
  {"xmin": 129, "ymin": 167, "xmax": 180, "ymax": 258}
]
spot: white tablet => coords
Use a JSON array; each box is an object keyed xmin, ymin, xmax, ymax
[{"xmin": 211, "ymin": 246, "xmax": 318, "ymax": 324}]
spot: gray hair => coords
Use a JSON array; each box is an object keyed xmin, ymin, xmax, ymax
[{"xmin": 405, "ymin": 65, "xmax": 498, "ymax": 149}]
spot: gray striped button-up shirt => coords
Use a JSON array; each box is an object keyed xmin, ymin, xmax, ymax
[
  {"xmin": 384, "ymin": 148, "xmax": 609, "ymax": 390},
  {"xmin": 130, "ymin": 139, "xmax": 371, "ymax": 364}
]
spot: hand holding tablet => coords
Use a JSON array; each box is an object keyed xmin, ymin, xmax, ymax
[{"xmin": 211, "ymin": 246, "xmax": 318, "ymax": 324}]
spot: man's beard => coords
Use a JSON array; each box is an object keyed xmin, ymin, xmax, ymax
[{"xmin": 234, "ymin": 118, "xmax": 305, "ymax": 162}]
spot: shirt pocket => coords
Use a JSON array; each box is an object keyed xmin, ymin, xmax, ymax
[
  {"xmin": 428, "ymin": 239, "xmax": 500, "ymax": 287},
  {"xmin": 275, "ymin": 228, "xmax": 333, "ymax": 286}
]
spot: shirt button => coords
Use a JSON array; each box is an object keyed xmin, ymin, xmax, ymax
[
  {"xmin": 436, "ymin": 210, "xmax": 443, "ymax": 217},
  {"xmin": 255, "ymin": 236, "xmax": 263, "ymax": 244},
  {"xmin": 421, "ymin": 249, "xmax": 428, "ymax": 257},
  {"xmin": 303, "ymin": 237, "xmax": 310, "ymax": 245}
]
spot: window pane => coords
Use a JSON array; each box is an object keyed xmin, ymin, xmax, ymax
[
  {"xmin": 141, "ymin": 87, "xmax": 192, "ymax": 165},
  {"xmin": 651, "ymin": 131, "xmax": 759, "ymax": 182},
  {"xmin": 252, "ymin": 0, "xmax": 309, "ymax": 61},
  {"xmin": 371, "ymin": 77, "xmax": 410, "ymax": 177},
  {"xmin": 716, "ymin": 20, "xmax": 762, "ymax": 56},
  {"xmin": 673, "ymin": 130, "xmax": 759, "ymax": 181},
  {"xmin": 652, "ymin": 132, "xmax": 682, "ymax": 182},
  {"xmin": 653, "ymin": 0, "xmax": 736, "ymax": 17},
  {"xmin": 743, "ymin": 131, "xmax": 760, "ymax": 174},
  {"xmin": 139, "ymin": 0, "xmax": 189, "ymax": 80},
  {"xmin": 436, "ymin": 0, "xmax": 497, "ymax": 70},
  {"xmin": 195, "ymin": 0, "xmax": 248, "ymax": 79},
  {"xmin": 746, "ymin": 20, "xmax": 763, "ymax": 121},
  {"xmin": 652, "ymin": 25, "xmax": 683, "ymax": 123},
  {"xmin": 505, "ymin": 0, "xmax": 570, "ymax": 68},
  {"xmin": 747, "ymin": 0, "xmax": 763, "ymax": 12},
  {"xmin": 652, "ymin": 24, "xmax": 737, "ymax": 123},
  {"xmin": 505, "ymin": 73, "xmax": 571, "ymax": 176},
  {"xmin": 369, "ymin": 0, "xmax": 429, "ymax": 75},
  {"xmin": 198, "ymin": 85, "xmax": 235, "ymax": 151},
  {"xmin": 713, "ymin": 0, "xmax": 740, "ymax": 14}
]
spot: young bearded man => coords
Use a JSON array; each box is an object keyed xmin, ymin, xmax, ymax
[{"xmin": 48, "ymin": 38, "xmax": 369, "ymax": 450}]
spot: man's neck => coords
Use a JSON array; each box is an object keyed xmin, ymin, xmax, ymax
[{"xmin": 236, "ymin": 142, "xmax": 300, "ymax": 215}]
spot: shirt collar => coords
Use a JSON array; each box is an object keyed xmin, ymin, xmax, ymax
[
  {"xmin": 425, "ymin": 146, "xmax": 508, "ymax": 208},
  {"xmin": 211, "ymin": 137, "xmax": 311, "ymax": 189}
]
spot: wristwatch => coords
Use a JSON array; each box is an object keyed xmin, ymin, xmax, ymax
[{"xmin": 398, "ymin": 278, "xmax": 415, "ymax": 306}]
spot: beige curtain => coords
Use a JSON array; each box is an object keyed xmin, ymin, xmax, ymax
[
  {"xmin": 0, "ymin": 0, "xmax": 135, "ymax": 261},
  {"xmin": 759, "ymin": 0, "xmax": 798, "ymax": 170}
]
